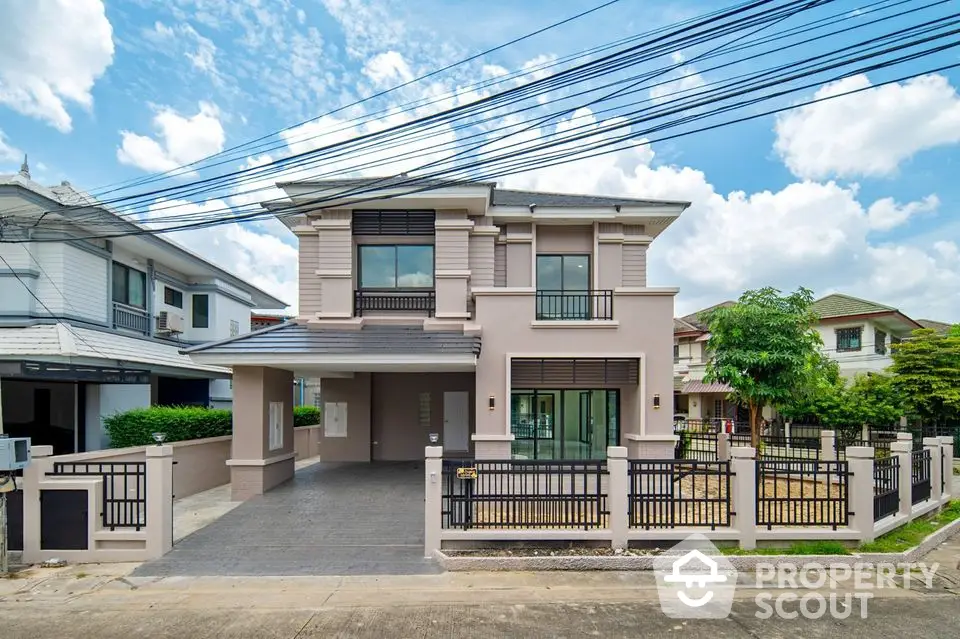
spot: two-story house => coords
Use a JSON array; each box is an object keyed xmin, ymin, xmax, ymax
[
  {"xmin": 0, "ymin": 164, "xmax": 286, "ymax": 453},
  {"xmin": 185, "ymin": 178, "xmax": 688, "ymax": 500},
  {"xmin": 811, "ymin": 293, "xmax": 923, "ymax": 377}
]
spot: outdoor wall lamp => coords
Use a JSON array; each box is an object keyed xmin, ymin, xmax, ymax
[
  {"xmin": 653, "ymin": 394, "xmax": 661, "ymax": 409},
  {"xmin": 428, "ymin": 433, "xmax": 439, "ymax": 444},
  {"xmin": 488, "ymin": 395, "xmax": 496, "ymax": 410}
]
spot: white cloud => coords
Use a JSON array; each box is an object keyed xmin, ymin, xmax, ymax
[
  {"xmin": 0, "ymin": 0, "xmax": 114, "ymax": 132},
  {"xmin": 649, "ymin": 65, "xmax": 705, "ymax": 104},
  {"xmin": 867, "ymin": 194, "xmax": 939, "ymax": 231},
  {"xmin": 320, "ymin": 0, "xmax": 406, "ymax": 59},
  {"xmin": 117, "ymin": 102, "xmax": 225, "ymax": 173},
  {"xmin": 362, "ymin": 51, "xmax": 414, "ymax": 86},
  {"xmin": 0, "ymin": 131, "xmax": 21, "ymax": 164},
  {"xmin": 503, "ymin": 108, "xmax": 957, "ymax": 319},
  {"xmin": 145, "ymin": 21, "xmax": 219, "ymax": 78},
  {"xmin": 145, "ymin": 198, "xmax": 297, "ymax": 312},
  {"xmin": 774, "ymin": 74, "xmax": 960, "ymax": 179}
]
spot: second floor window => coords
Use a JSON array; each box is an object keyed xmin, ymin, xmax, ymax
[
  {"xmin": 536, "ymin": 254, "xmax": 589, "ymax": 292},
  {"xmin": 836, "ymin": 327, "xmax": 862, "ymax": 352},
  {"xmin": 875, "ymin": 329, "xmax": 887, "ymax": 355},
  {"xmin": 192, "ymin": 294, "xmax": 209, "ymax": 328},
  {"xmin": 163, "ymin": 286, "xmax": 183, "ymax": 309},
  {"xmin": 112, "ymin": 262, "xmax": 146, "ymax": 308},
  {"xmin": 358, "ymin": 245, "xmax": 434, "ymax": 288},
  {"xmin": 674, "ymin": 344, "xmax": 680, "ymax": 362}
]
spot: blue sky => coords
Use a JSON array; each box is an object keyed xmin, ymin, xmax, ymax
[{"xmin": 2, "ymin": 0, "xmax": 960, "ymax": 319}]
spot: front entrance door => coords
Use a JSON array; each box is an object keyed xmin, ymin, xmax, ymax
[{"xmin": 443, "ymin": 391, "xmax": 470, "ymax": 452}]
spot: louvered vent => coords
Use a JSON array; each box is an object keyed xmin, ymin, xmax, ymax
[
  {"xmin": 352, "ymin": 210, "xmax": 436, "ymax": 236},
  {"xmin": 511, "ymin": 358, "xmax": 639, "ymax": 387}
]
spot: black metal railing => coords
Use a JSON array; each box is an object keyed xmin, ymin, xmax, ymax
[
  {"xmin": 756, "ymin": 460, "xmax": 849, "ymax": 529},
  {"xmin": 48, "ymin": 461, "xmax": 147, "ymax": 530},
  {"xmin": 873, "ymin": 456, "xmax": 900, "ymax": 522},
  {"xmin": 835, "ymin": 437, "xmax": 893, "ymax": 461},
  {"xmin": 759, "ymin": 435, "xmax": 821, "ymax": 460},
  {"xmin": 441, "ymin": 459, "xmax": 608, "ymax": 530},
  {"xmin": 354, "ymin": 290, "xmax": 435, "ymax": 317},
  {"xmin": 675, "ymin": 431, "xmax": 719, "ymax": 462},
  {"xmin": 534, "ymin": 290, "xmax": 613, "ymax": 321},
  {"xmin": 112, "ymin": 302, "xmax": 150, "ymax": 335},
  {"xmin": 911, "ymin": 449, "xmax": 932, "ymax": 505},
  {"xmin": 628, "ymin": 460, "xmax": 732, "ymax": 529}
]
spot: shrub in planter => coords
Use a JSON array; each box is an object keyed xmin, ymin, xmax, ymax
[
  {"xmin": 104, "ymin": 406, "xmax": 232, "ymax": 448},
  {"xmin": 294, "ymin": 405, "xmax": 322, "ymax": 427}
]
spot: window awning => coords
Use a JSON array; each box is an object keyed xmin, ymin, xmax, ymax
[{"xmin": 680, "ymin": 381, "xmax": 733, "ymax": 394}]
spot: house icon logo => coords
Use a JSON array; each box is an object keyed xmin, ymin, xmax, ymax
[{"xmin": 654, "ymin": 534, "xmax": 737, "ymax": 619}]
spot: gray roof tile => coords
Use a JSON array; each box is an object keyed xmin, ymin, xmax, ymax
[
  {"xmin": 491, "ymin": 188, "xmax": 689, "ymax": 208},
  {"xmin": 183, "ymin": 322, "xmax": 481, "ymax": 356}
]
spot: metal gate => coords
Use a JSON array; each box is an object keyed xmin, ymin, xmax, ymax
[
  {"xmin": 4, "ymin": 490, "xmax": 23, "ymax": 551},
  {"xmin": 40, "ymin": 490, "xmax": 88, "ymax": 550}
]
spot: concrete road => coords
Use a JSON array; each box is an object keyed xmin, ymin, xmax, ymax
[{"xmin": 1, "ymin": 596, "xmax": 958, "ymax": 638}]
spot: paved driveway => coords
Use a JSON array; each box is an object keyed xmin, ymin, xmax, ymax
[{"xmin": 134, "ymin": 462, "xmax": 439, "ymax": 577}]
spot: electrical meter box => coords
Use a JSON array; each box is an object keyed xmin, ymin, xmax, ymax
[{"xmin": 0, "ymin": 437, "xmax": 30, "ymax": 471}]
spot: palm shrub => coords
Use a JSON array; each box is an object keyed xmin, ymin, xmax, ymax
[
  {"xmin": 294, "ymin": 405, "xmax": 322, "ymax": 427},
  {"xmin": 104, "ymin": 406, "xmax": 232, "ymax": 448}
]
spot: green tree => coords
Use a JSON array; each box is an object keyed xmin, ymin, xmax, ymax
[
  {"xmin": 779, "ymin": 356, "xmax": 854, "ymax": 426},
  {"xmin": 702, "ymin": 286, "xmax": 822, "ymax": 446},
  {"xmin": 890, "ymin": 327, "xmax": 960, "ymax": 427},
  {"xmin": 846, "ymin": 373, "xmax": 902, "ymax": 428}
]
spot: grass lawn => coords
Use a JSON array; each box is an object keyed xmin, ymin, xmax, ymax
[
  {"xmin": 721, "ymin": 541, "xmax": 851, "ymax": 556},
  {"xmin": 859, "ymin": 500, "xmax": 960, "ymax": 553}
]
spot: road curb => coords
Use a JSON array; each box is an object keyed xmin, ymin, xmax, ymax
[{"xmin": 435, "ymin": 516, "xmax": 960, "ymax": 571}]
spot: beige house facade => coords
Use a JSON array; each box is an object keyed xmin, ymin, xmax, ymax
[{"xmin": 186, "ymin": 179, "xmax": 689, "ymax": 499}]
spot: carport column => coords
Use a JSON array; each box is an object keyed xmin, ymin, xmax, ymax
[
  {"xmin": 146, "ymin": 445, "xmax": 174, "ymax": 560},
  {"xmin": 729, "ymin": 446, "xmax": 756, "ymax": 550},
  {"xmin": 607, "ymin": 446, "xmax": 629, "ymax": 549},
  {"xmin": 820, "ymin": 430, "xmax": 836, "ymax": 462},
  {"xmin": 940, "ymin": 436, "xmax": 954, "ymax": 501},
  {"xmin": 21, "ymin": 445, "xmax": 54, "ymax": 564},
  {"xmin": 891, "ymin": 441, "xmax": 913, "ymax": 520},
  {"xmin": 846, "ymin": 446, "xmax": 875, "ymax": 543},
  {"xmin": 227, "ymin": 366, "xmax": 296, "ymax": 501},
  {"xmin": 924, "ymin": 437, "xmax": 943, "ymax": 503},
  {"xmin": 424, "ymin": 446, "xmax": 443, "ymax": 559}
]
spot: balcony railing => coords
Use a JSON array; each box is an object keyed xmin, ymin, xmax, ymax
[
  {"xmin": 535, "ymin": 290, "xmax": 613, "ymax": 321},
  {"xmin": 354, "ymin": 290, "xmax": 436, "ymax": 317},
  {"xmin": 112, "ymin": 302, "xmax": 150, "ymax": 335}
]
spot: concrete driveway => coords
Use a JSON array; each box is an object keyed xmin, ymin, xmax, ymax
[{"xmin": 134, "ymin": 461, "xmax": 438, "ymax": 577}]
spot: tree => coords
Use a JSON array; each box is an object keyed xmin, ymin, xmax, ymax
[
  {"xmin": 890, "ymin": 326, "xmax": 960, "ymax": 427},
  {"xmin": 702, "ymin": 287, "xmax": 822, "ymax": 446},
  {"xmin": 780, "ymin": 369, "xmax": 903, "ymax": 435},
  {"xmin": 846, "ymin": 372, "xmax": 902, "ymax": 428}
]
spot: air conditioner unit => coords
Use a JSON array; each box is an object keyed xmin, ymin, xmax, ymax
[{"xmin": 157, "ymin": 311, "xmax": 185, "ymax": 333}]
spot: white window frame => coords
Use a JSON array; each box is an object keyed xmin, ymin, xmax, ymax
[{"xmin": 268, "ymin": 401, "xmax": 284, "ymax": 451}]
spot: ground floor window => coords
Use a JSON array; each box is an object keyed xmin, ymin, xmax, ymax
[{"xmin": 509, "ymin": 389, "xmax": 620, "ymax": 460}]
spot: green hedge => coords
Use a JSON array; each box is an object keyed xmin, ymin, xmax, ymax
[
  {"xmin": 104, "ymin": 404, "xmax": 323, "ymax": 448},
  {"xmin": 294, "ymin": 405, "xmax": 322, "ymax": 427},
  {"xmin": 104, "ymin": 406, "xmax": 232, "ymax": 448}
]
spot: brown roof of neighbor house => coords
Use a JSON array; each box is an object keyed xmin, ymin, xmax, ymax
[
  {"xmin": 681, "ymin": 381, "xmax": 733, "ymax": 394},
  {"xmin": 916, "ymin": 319, "xmax": 953, "ymax": 333},
  {"xmin": 679, "ymin": 300, "xmax": 736, "ymax": 330},
  {"xmin": 673, "ymin": 318, "xmax": 701, "ymax": 334}
]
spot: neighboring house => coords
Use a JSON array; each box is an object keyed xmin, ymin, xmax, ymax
[
  {"xmin": 916, "ymin": 318, "xmax": 953, "ymax": 334},
  {"xmin": 0, "ymin": 162, "xmax": 286, "ymax": 453},
  {"xmin": 185, "ymin": 178, "xmax": 688, "ymax": 500},
  {"xmin": 811, "ymin": 293, "xmax": 922, "ymax": 377}
]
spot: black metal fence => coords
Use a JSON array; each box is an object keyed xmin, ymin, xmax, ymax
[
  {"xmin": 835, "ymin": 437, "xmax": 893, "ymax": 461},
  {"xmin": 534, "ymin": 290, "xmax": 614, "ymax": 321},
  {"xmin": 759, "ymin": 435, "xmax": 820, "ymax": 460},
  {"xmin": 873, "ymin": 456, "xmax": 900, "ymax": 522},
  {"xmin": 676, "ymin": 432, "xmax": 719, "ymax": 462},
  {"xmin": 911, "ymin": 449, "xmax": 932, "ymax": 505},
  {"xmin": 756, "ymin": 460, "xmax": 849, "ymax": 529},
  {"xmin": 48, "ymin": 461, "xmax": 147, "ymax": 530},
  {"xmin": 628, "ymin": 460, "xmax": 732, "ymax": 529},
  {"xmin": 441, "ymin": 459, "xmax": 608, "ymax": 530},
  {"xmin": 354, "ymin": 290, "xmax": 436, "ymax": 316}
]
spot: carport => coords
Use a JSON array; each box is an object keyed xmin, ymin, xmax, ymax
[
  {"xmin": 134, "ymin": 461, "xmax": 438, "ymax": 576},
  {"xmin": 182, "ymin": 322, "xmax": 481, "ymax": 501}
]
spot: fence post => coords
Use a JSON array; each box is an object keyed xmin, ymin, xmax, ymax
[
  {"xmin": 846, "ymin": 446, "xmax": 875, "ymax": 543},
  {"xmin": 729, "ymin": 446, "xmax": 756, "ymax": 550},
  {"xmin": 820, "ymin": 430, "xmax": 836, "ymax": 462},
  {"xmin": 607, "ymin": 446, "xmax": 629, "ymax": 549},
  {"xmin": 424, "ymin": 446, "xmax": 443, "ymax": 559},
  {"xmin": 940, "ymin": 436, "xmax": 954, "ymax": 502},
  {"xmin": 896, "ymin": 431, "xmax": 913, "ymax": 444},
  {"xmin": 891, "ymin": 441, "xmax": 913, "ymax": 520},
  {"xmin": 21, "ymin": 445, "xmax": 54, "ymax": 565},
  {"xmin": 923, "ymin": 437, "xmax": 942, "ymax": 504},
  {"xmin": 717, "ymin": 432, "xmax": 730, "ymax": 462},
  {"xmin": 145, "ymin": 445, "xmax": 174, "ymax": 560}
]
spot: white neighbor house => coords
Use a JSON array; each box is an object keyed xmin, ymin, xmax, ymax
[{"xmin": 0, "ymin": 161, "xmax": 286, "ymax": 454}]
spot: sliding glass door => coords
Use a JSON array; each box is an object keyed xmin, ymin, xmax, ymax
[{"xmin": 510, "ymin": 389, "xmax": 620, "ymax": 460}]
